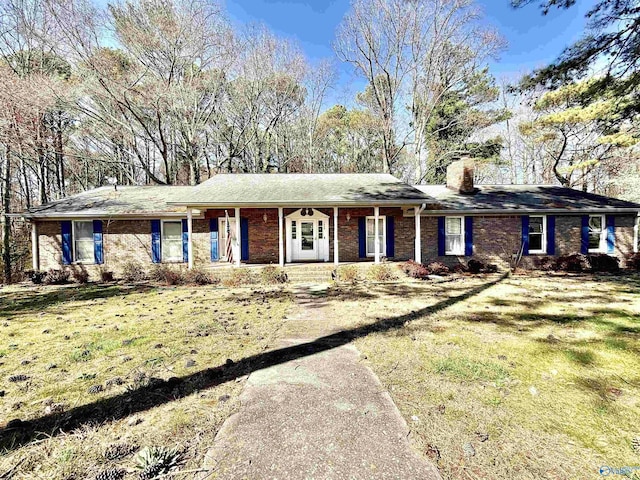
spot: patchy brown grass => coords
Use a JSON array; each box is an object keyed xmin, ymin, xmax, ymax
[
  {"xmin": 322, "ymin": 273, "xmax": 640, "ymax": 480},
  {"xmin": 0, "ymin": 282, "xmax": 292, "ymax": 479}
]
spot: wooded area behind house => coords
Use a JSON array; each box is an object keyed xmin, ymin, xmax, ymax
[{"xmin": 1, "ymin": 0, "xmax": 639, "ymax": 281}]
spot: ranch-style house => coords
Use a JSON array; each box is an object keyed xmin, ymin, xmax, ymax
[{"xmin": 21, "ymin": 160, "xmax": 640, "ymax": 277}]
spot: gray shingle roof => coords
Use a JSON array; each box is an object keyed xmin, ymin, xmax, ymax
[
  {"xmin": 169, "ymin": 173, "xmax": 431, "ymax": 206},
  {"xmin": 24, "ymin": 186, "xmax": 193, "ymax": 218},
  {"xmin": 416, "ymin": 184, "xmax": 640, "ymax": 213}
]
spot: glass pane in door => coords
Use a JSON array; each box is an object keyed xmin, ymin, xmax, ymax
[{"xmin": 301, "ymin": 222, "xmax": 314, "ymax": 250}]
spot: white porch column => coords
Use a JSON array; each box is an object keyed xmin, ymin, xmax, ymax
[
  {"xmin": 187, "ymin": 208, "xmax": 193, "ymax": 269},
  {"xmin": 374, "ymin": 206, "xmax": 380, "ymax": 264},
  {"xmin": 414, "ymin": 203, "xmax": 426, "ymax": 264},
  {"xmin": 415, "ymin": 210, "xmax": 421, "ymax": 264},
  {"xmin": 333, "ymin": 207, "xmax": 339, "ymax": 265},
  {"xmin": 235, "ymin": 207, "xmax": 241, "ymax": 266},
  {"xmin": 278, "ymin": 207, "xmax": 284, "ymax": 267},
  {"xmin": 31, "ymin": 221, "xmax": 39, "ymax": 271}
]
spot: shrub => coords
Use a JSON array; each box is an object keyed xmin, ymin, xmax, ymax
[
  {"xmin": 72, "ymin": 269, "xmax": 90, "ymax": 284},
  {"xmin": 222, "ymin": 268, "xmax": 255, "ymax": 287},
  {"xmin": 426, "ymin": 261, "xmax": 450, "ymax": 276},
  {"xmin": 336, "ymin": 264, "xmax": 360, "ymax": 283},
  {"xmin": 401, "ymin": 260, "xmax": 430, "ymax": 279},
  {"xmin": 554, "ymin": 254, "xmax": 590, "ymax": 272},
  {"xmin": 451, "ymin": 263, "xmax": 469, "ymax": 274},
  {"xmin": 28, "ymin": 270, "xmax": 46, "ymax": 285},
  {"xmin": 367, "ymin": 264, "xmax": 398, "ymax": 282},
  {"xmin": 121, "ymin": 260, "xmax": 147, "ymax": 282},
  {"xmin": 184, "ymin": 268, "xmax": 217, "ymax": 285},
  {"xmin": 98, "ymin": 266, "xmax": 114, "ymax": 282},
  {"xmin": 43, "ymin": 269, "xmax": 70, "ymax": 285},
  {"xmin": 260, "ymin": 265, "xmax": 288, "ymax": 284},
  {"xmin": 535, "ymin": 256, "xmax": 556, "ymax": 272},
  {"xmin": 467, "ymin": 259, "xmax": 499, "ymax": 274},
  {"xmin": 588, "ymin": 253, "xmax": 620, "ymax": 273},
  {"xmin": 626, "ymin": 253, "xmax": 640, "ymax": 271},
  {"xmin": 150, "ymin": 265, "xmax": 184, "ymax": 285}
]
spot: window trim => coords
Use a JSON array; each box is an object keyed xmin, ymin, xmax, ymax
[
  {"xmin": 528, "ymin": 215, "xmax": 547, "ymax": 255},
  {"xmin": 72, "ymin": 220, "xmax": 95, "ymax": 264},
  {"xmin": 588, "ymin": 214, "xmax": 607, "ymax": 253},
  {"xmin": 365, "ymin": 216, "xmax": 386, "ymax": 257},
  {"xmin": 161, "ymin": 219, "xmax": 184, "ymax": 263},
  {"xmin": 445, "ymin": 216, "xmax": 465, "ymax": 256},
  {"xmin": 634, "ymin": 216, "xmax": 639, "ymax": 253}
]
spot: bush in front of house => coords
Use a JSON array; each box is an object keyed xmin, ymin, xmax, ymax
[
  {"xmin": 43, "ymin": 269, "xmax": 71, "ymax": 285},
  {"xmin": 121, "ymin": 260, "xmax": 148, "ymax": 282},
  {"xmin": 28, "ymin": 270, "xmax": 46, "ymax": 285},
  {"xmin": 534, "ymin": 256, "xmax": 556, "ymax": 272},
  {"xmin": 98, "ymin": 266, "xmax": 114, "ymax": 282},
  {"xmin": 626, "ymin": 253, "xmax": 640, "ymax": 271},
  {"xmin": 426, "ymin": 261, "xmax": 450, "ymax": 276},
  {"xmin": 400, "ymin": 260, "xmax": 430, "ymax": 279},
  {"xmin": 222, "ymin": 268, "xmax": 256, "ymax": 287},
  {"xmin": 367, "ymin": 263, "xmax": 398, "ymax": 282},
  {"xmin": 260, "ymin": 265, "xmax": 288, "ymax": 284},
  {"xmin": 467, "ymin": 259, "xmax": 498, "ymax": 274},
  {"xmin": 336, "ymin": 264, "xmax": 360, "ymax": 283},
  {"xmin": 150, "ymin": 264, "xmax": 184, "ymax": 285},
  {"xmin": 184, "ymin": 268, "xmax": 218, "ymax": 285},
  {"xmin": 588, "ymin": 253, "xmax": 620, "ymax": 273},
  {"xmin": 554, "ymin": 253, "xmax": 590, "ymax": 272},
  {"xmin": 72, "ymin": 270, "xmax": 90, "ymax": 284}
]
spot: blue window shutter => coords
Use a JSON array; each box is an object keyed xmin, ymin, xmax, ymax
[
  {"xmin": 210, "ymin": 219, "xmax": 219, "ymax": 261},
  {"xmin": 93, "ymin": 220, "xmax": 104, "ymax": 264},
  {"xmin": 240, "ymin": 217, "xmax": 249, "ymax": 261},
  {"xmin": 151, "ymin": 220, "xmax": 161, "ymax": 263},
  {"xmin": 606, "ymin": 215, "xmax": 615, "ymax": 253},
  {"xmin": 182, "ymin": 219, "xmax": 189, "ymax": 263},
  {"xmin": 358, "ymin": 217, "xmax": 366, "ymax": 258},
  {"xmin": 437, "ymin": 217, "xmax": 445, "ymax": 256},
  {"xmin": 547, "ymin": 215, "xmax": 556, "ymax": 255},
  {"xmin": 464, "ymin": 216, "xmax": 473, "ymax": 256},
  {"xmin": 521, "ymin": 215, "xmax": 530, "ymax": 256},
  {"xmin": 61, "ymin": 221, "xmax": 72, "ymax": 265},
  {"xmin": 385, "ymin": 216, "xmax": 394, "ymax": 257},
  {"xmin": 580, "ymin": 216, "xmax": 589, "ymax": 254}
]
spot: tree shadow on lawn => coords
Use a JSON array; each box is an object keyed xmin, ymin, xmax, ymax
[
  {"xmin": 0, "ymin": 273, "xmax": 509, "ymax": 452},
  {"xmin": 0, "ymin": 283, "xmax": 156, "ymax": 318}
]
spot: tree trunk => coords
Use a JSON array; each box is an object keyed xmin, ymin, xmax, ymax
[{"xmin": 2, "ymin": 146, "xmax": 11, "ymax": 283}]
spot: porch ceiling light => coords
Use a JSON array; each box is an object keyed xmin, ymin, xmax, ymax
[
  {"xmin": 346, "ymin": 212, "xmax": 351, "ymax": 222},
  {"xmin": 263, "ymin": 212, "xmax": 268, "ymax": 223},
  {"xmin": 301, "ymin": 209, "xmax": 307, "ymax": 216},
  {"xmin": 307, "ymin": 208, "xmax": 314, "ymax": 216}
]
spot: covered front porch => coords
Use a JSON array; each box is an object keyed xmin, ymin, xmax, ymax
[{"xmin": 183, "ymin": 204, "xmax": 428, "ymax": 269}]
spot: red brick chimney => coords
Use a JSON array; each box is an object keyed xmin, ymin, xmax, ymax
[{"xmin": 446, "ymin": 158, "xmax": 475, "ymax": 193}]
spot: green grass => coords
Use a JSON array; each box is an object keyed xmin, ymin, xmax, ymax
[
  {"xmin": 0, "ymin": 282, "xmax": 292, "ymax": 479},
  {"xmin": 325, "ymin": 273, "xmax": 640, "ymax": 480}
]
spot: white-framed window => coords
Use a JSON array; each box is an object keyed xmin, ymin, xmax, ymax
[
  {"xmin": 161, "ymin": 220, "xmax": 183, "ymax": 262},
  {"xmin": 445, "ymin": 216, "xmax": 464, "ymax": 255},
  {"xmin": 529, "ymin": 215, "xmax": 546, "ymax": 254},
  {"xmin": 588, "ymin": 214, "xmax": 607, "ymax": 253},
  {"xmin": 366, "ymin": 216, "xmax": 386, "ymax": 257},
  {"xmin": 73, "ymin": 221, "xmax": 94, "ymax": 263},
  {"xmin": 634, "ymin": 216, "xmax": 639, "ymax": 253}
]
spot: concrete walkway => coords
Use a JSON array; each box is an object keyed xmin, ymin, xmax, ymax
[{"xmin": 202, "ymin": 285, "xmax": 441, "ymax": 480}]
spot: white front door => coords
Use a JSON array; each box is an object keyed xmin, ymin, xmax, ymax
[
  {"xmin": 218, "ymin": 217, "xmax": 240, "ymax": 261},
  {"xmin": 296, "ymin": 220, "xmax": 317, "ymax": 260}
]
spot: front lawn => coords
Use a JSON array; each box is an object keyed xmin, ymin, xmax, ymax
[
  {"xmin": 324, "ymin": 273, "xmax": 640, "ymax": 479},
  {"xmin": 0, "ymin": 283, "xmax": 291, "ymax": 479}
]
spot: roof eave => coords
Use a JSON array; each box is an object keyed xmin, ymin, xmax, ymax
[
  {"xmin": 420, "ymin": 207, "xmax": 640, "ymax": 215},
  {"xmin": 167, "ymin": 200, "xmax": 430, "ymax": 207}
]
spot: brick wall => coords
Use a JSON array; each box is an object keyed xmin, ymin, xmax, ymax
[{"xmin": 34, "ymin": 212, "xmax": 638, "ymax": 277}]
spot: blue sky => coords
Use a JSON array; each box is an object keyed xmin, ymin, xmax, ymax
[{"xmin": 225, "ymin": 0, "xmax": 597, "ymax": 102}]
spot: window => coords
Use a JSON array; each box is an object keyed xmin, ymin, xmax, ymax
[
  {"xmin": 635, "ymin": 217, "xmax": 639, "ymax": 253},
  {"xmin": 162, "ymin": 221, "xmax": 183, "ymax": 262},
  {"xmin": 73, "ymin": 221, "xmax": 94, "ymax": 263},
  {"xmin": 292, "ymin": 220, "xmax": 297, "ymax": 239},
  {"xmin": 588, "ymin": 215, "xmax": 606, "ymax": 253},
  {"xmin": 366, "ymin": 216, "xmax": 386, "ymax": 257},
  {"xmin": 529, "ymin": 216, "xmax": 546, "ymax": 254},
  {"xmin": 318, "ymin": 220, "xmax": 324, "ymax": 240},
  {"xmin": 445, "ymin": 216, "xmax": 464, "ymax": 255}
]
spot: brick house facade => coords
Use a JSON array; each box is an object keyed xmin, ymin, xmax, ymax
[{"xmin": 25, "ymin": 162, "xmax": 640, "ymax": 278}]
